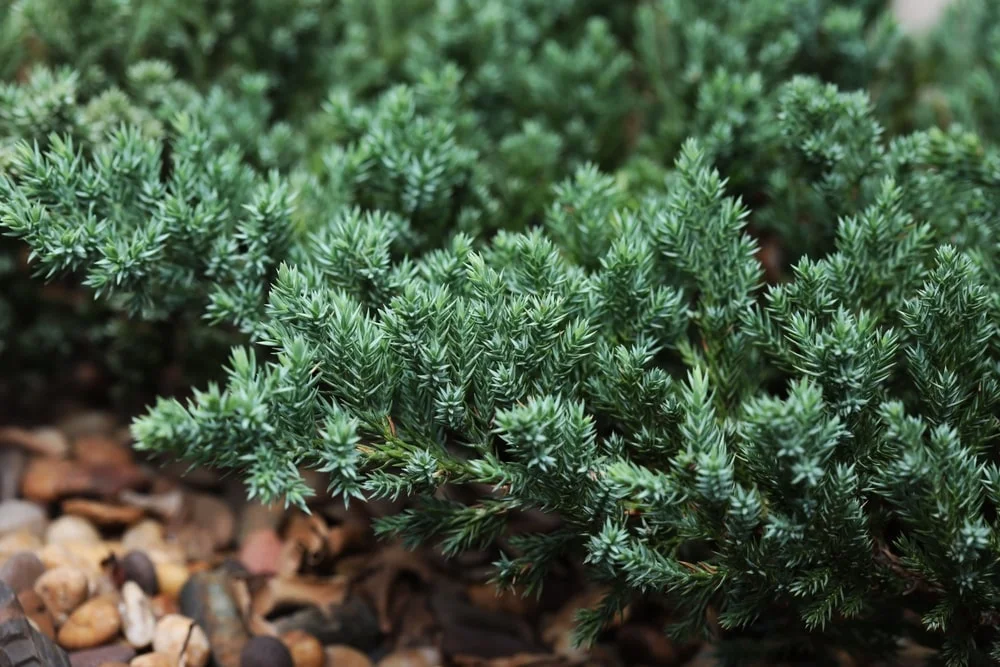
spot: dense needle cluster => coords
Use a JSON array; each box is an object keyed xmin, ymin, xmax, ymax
[{"xmin": 2, "ymin": 0, "xmax": 1000, "ymax": 663}]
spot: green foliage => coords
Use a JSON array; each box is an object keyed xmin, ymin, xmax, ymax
[{"xmin": 5, "ymin": 0, "xmax": 1000, "ymax": 664}]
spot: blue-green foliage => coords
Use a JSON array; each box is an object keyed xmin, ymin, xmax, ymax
[{"xmin": 4, "ymin": 1, "xmax": 1000, "ymax": 664}]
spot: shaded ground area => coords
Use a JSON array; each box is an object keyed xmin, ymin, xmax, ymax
[{"xmin": 0, "ymin": 411, "xmax": 941, "ymax": 667}]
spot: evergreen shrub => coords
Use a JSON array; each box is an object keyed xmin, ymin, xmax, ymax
[{"xmin": 4, "ymin": 0, "xmax": 1000, "ymax": 662}]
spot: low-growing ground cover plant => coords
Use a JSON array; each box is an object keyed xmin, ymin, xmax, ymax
[{"xmin": 3, "ymin": 0, "xmax": 1000, "ymax": 663}]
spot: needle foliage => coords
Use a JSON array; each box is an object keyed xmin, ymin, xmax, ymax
[{"xmin": 3, "ymin": 1, "xmax": 1000, "ymax": 663}]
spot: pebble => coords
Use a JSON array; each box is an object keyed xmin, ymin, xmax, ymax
[
  {"xmin": 21, "ymin": 458, "xmax": 78, "ymax": 502},
  {"xmin": 120, "ymin": 582, "xmax": 156, "ymax": 648},
  {"xmin": 0, "ymin": 551, "xmax": 46, "ymax": 592},
  {"xmin": 58, "ymin": 595, "xmax": 123, "ymax": 650},
  {"xmin": 240, "ymin": 636, "xmax": 294, "ymax": 667},
  {"xmin": 66, "ymin": 644, "xmax": 137, "ymax": 667},
  {"xmin": 152, "ymin": 614, "xmax": 211, "ymax": 667},
  {"xmin": 122, "ymin": 551, "xmax": 159, "ymax": 596},
  {"xmin": 22, "ymin": 458, "xmax": 147, "ymax": 503},
  {"xmin": 154, "ymin": 562, "xmax": 189, "ymax": 599},
  {"xmin": 119, "ymin": 490, "xmax": 185, "ymax": 522},
  {"xmin": 325, "ymin": 645, "xmax": 374, "ymax": 667},
  {"xmin": 179, "ymin": 569, "xmax": 249, "ymax": 667},
  {"xmin": 62, "ymin": 499, "xmax": 145, "ymax": 526},
  {"xmin": 239, "ymin": 529, "xmax": 283, "ymax": 575},
  {"xmin": 122, "ymin": 519, "xmax": 164, "ymax": 546},
  {"xmin": 73, "ymin": 435, "xmax": 134, "ymax": 467},
  {"xmin": 129, "ymin": 652, "xmax": 174, "ymax": 667},
  {"xmin": 0, "ymin": 529, "xmax": 43, "ymax": 554},
  {"xmin": 35, "ymin": 566, "xmax": 91, "ymax": 624},
  {"xmin": 0, "ymin": 499, "xmax": 48, "ymax": 538},
  {"xmin": 47, "ymin": 516, "xmax": 103, "ymax": 546},
  {"xmin": 280, "ymin": 630, "xmax": 324, "ymax": 667}
]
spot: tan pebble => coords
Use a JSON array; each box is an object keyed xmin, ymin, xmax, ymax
[
  {"xmin": 376, "ymin": 648, "xmax": 442, "ymax": 667},
  {"xmin": 34, "ymin": 565, "xmax": 90, "ymax": 623},
  {"xmin": 280, "ymin": 630, "xmax": 324, "ymax": 667},
  {"xmin": 129, "ymin": 653, "xmax": 174, "ymax": 667},
  {"xmin": 57, "ymin": 595, "xmax": 122, "ymax": 649},
  {"xmin": 63, "ymin": 499, "xmax": 145, "ymax": 526},
  {"xmin": 39, "ymin": 543, "xmax": 110, "ymax": 574},
  {"xmin": 153, "ymin": 563, "xmax": 189, "ymax": 600},
  {"xmin": 146, "ymin": 544, "xmax": 187, "ymax": 566},
  {"xmin": 46, "ymin": 515, "xmax": 102, "ymax": 546},
  {"xmin": 0, "ymin": 499, "xmax": 48, "ymax": 538},
  {"xmin": 0, "ymin": 530, "xmax": 44, "ymax": 554},
  {"xmin": 73, "ymin": 434, "xmax": 134, "ymax": 467},
  {"xmin": 326, "ymin": 645, "xmax": 373, "ymax": 667},
  {"xmin": 122, "ymin": 520, "xmax": 165, "ymax": 553},
  {"xmin": 152, "ymin": 614, "xmax": 209, "ymax": 667},
  {"xmin": 120, "ymin": 581, "xmax": 156, "ymax": 648}
]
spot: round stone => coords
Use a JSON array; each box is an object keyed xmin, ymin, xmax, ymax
[
  {"xmin": 0, "ymin": 500, "xmax": 47, "ymax": 538},
  {"xmin": 0, "ymin": 551, "xmax": 46, "ymax": 593},
  {"xmin": 122, "ymin": 550, "xmax": 159, "ymax": 596}
]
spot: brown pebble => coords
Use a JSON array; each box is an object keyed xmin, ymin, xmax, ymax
[
  {"xmin": 0, "ymin": 499, "xmax": 48, "ymax": 538},
  {"xmin": 22, "ymin": 458, "xmax": 147, "ymax": 503},
  {"xmin": 129, "ymin": 652, "xmax": 173, "ymax": 667},
  {"xmin": 58, "ymin": 595, "xmax": 122, "ymax": 650},
  {"xmin": 152, "ymin": 614, "xmax": 210, "ymax": 667},
  {"xmin": 280, "ymin": 630, "xmax": 324, "ymax": 667},
  {"xmin": 239, "ymin": 529, "xmax": 283, "ymax": 576},
  {"xmin": 73, "ymin": 435, "xmax": 134, "ymax": 467},
  {"xmin": 0, "ymin": 550, "xmax": 46, "ymax": 592},
  {"xmin": 67, "ymin": 644, "xmax": 136, "ymax": 667},
  {"xmin": 21, "ymin": 458, "xmax": 77, "ymax": 502},
  {"xmin": 35, "ymin": 566, "xmax": 91, "ymax": 624},
  {"xmin": 63, "ymin": 499, "xmax": 145, "ymax": 526},
  {"xmin": 240, "ymin": 635, "xmax": 293, "ymax": 667},
  {"xmin": 122, "ymin": 551, "xmax": 159, "ymax": 596},
  {"xmin": 325, "ymin": 645, "xmax": 374, "ymax": 667},
  {"xmin": 47, "ymin": 516, "xmax": 103, "ymax": 546}
]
